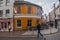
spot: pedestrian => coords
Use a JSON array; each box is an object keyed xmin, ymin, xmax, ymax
[
  {"xmin": 8, "ymin": 24, "xmax": 11, "ymax": 32},
  {"xmin": 36, "ymin": 22, "xmax": 46, "ymax": 40},
  {"xmin": 55, "ymin": 20, "xmax": 57, "ymax": 29},
  {"xmin": 50, "ymin": 22, "xmax": 53, "ymax": 27},
  {"xmin": 36, "ymin": 23, "xmax": 43, "ymax": 37}
]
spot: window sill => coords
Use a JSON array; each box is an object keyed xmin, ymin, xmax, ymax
[{"xmin": 16, "ymin": 27, "xmax": 22, "ymax": 28}]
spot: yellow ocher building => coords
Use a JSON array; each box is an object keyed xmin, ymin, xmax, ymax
[{"xmin": 13, "ymin": 1, "xmax": 43, "ymax": 31}]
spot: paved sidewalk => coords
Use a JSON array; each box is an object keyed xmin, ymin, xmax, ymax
[
  {"xmin": 0, "ymin": 31, "xmax": 26, "ymax": 37},
  {"xmin": 0, "ymin": 28, "xmax": 58, "ymax": 37},
  {"xmin": 22, "ymin": 28, "xmax": 58, "ymax": 35},
  {"xmin": 0, "ymin": 28, "xmax": 59, "ymax": 40}
]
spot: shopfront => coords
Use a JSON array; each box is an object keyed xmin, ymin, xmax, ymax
[{"xmin": 0, "ymin": 18, "xmax": 13, "ymax": 31}]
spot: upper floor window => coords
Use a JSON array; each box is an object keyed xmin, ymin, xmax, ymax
[
  {"xmin": 0, "ymin": 10, "xmax": 3, "ymax": 17},
  {"xmin": 17, "ymin": 20, "xmax": 21, "ymax": 27},
  {"xmin": 28, "ymin": 6, "xmax": 31, "ymax": 14},
  {"xmin": 0, "ymin": 0, "xmax": 3, "ymax": 7},
  {"xmin": 6, "ymin": 9, "xmax": 10, "ymax": 17},
  {"xmin": 6, "ymin": 0, "xmax": 10, "ymax": 5},
  {"xmin": 59, "ymin": 8, "xmax": 60, "ymax": 12},
  {"xmin": 6, "ymin": 9, "xmax": 10, "ymax": 14},
  {"xmin": 17, "ymin": 6, "xmax": 20, "ymax": 14},
  {"xmin": 37, "ymin": 8, "xmax": 42, "ymax": 15}
]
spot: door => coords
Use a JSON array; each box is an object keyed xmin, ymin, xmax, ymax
[
  {"xmin": 1, "ymin": 22, "xmax": 8, "ymax": 30},
  {"xmin": 27, "ymin": 20, "xmax": 32, "ymax": 30}
]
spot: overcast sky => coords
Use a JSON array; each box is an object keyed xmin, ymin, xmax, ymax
[{"xmin": 25, "ymin": 0, "xmax": 59, "ymax": 15}]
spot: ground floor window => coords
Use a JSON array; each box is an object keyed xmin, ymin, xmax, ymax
[
  {"xmin": 17, "ymin": 20, "xmax": 21, "ymax": 27},
  {"xmin": 27, "ymin": 20, "xmax": 32, "ymax": 26},
  {"xmin": 36, "ymin": 20, "xmax": 40, "ymax": 24},
  {"xmin": 0, "ymin": 22, "xmax": 10, "ymax": 29}
]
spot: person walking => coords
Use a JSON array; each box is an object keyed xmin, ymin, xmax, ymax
[
  {"xmin": 8, "ymin": 24, "xmax": 11, "ymax": 32},
  {"xmin": 36, "ymin": 22, "xmax": 46, "ymax": 40},
  {"xmin": 55, "ymin": 20, "xmax": 57, "ymax": 29},
  {"xmin": 37, "ymin": 23, "xmax": 43, "ymax": 37}
]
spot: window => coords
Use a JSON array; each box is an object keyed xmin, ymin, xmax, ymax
[
  {"xmin": 58, "ymin": 15, "xmax": 60, "ymax": 19},
  {"xmin": 37, "ymin": 8, "xmax": 42, "ymax": 15},
  {"xmin": 6, "ymin": 10, "xmax": 10, "ymax": 14},
  {"xmin": 0, "ymin": 0, "xmax": 3, "ymax": 7},
  {"xmin": 28, "ymin": 6, "xmax": 31, "ymax": 14},
  {"xmin": 0, "ymin": 10, "xmax": 3, "ymax": 17},
  {"xmin": 59, "ymin": 8, "xmax": 60, "ymax": 12},
  {"xmin": 17, "ymin": 6, "xmax": 20, "ymax": 13},
  {"xmin": 6, "ymin": 10, "xmax": 10, "ymax": 17},
  {"xmin": 36, "ymin": 20, "xmax": 39, "ymax": 24},
  {"xmin": 17, "ymin": 20, "xmax": 21, "ymax": 27},
  {"xmin": 6, "ymin": 0, "xmax": 10, "ymax": 5},
  {"xmin": 27, "ymin": 20, "xmax": 32, "ymax": 26},
  {"xmin": 8, "ymin": 22, "xmax": 10, "ymax": 25}
]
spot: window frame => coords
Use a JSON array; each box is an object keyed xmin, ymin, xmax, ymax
[
  {"xmin": 0, "ymin": 10, "xmax": 3, "ymax": 17},
  {"xmin": 6, "ymin": 0, "xmax": 10, "ymax": 6},
  {"xmin": 16, "ymin": 20, "xmax": 22, "ymax": 28},
  {"xmin": 28, "ymin": 6, "xmax": 31, "ymax": 14},
  {"xmin": 37, "ymin": 8, "xmax": 42, "ymax": 15},
  {"xmin": 17, "ymin": 6, "xmax": 21, "ymax": 14},
  {"xmin": 36, "ymin": 20, "xmax": 40, "ymax": 24},
  {"xmin": 27, "ymin": 20, "xmax": 32, "ymax": 26},
  {"xmin": 0, "ymin": 0, "xmax": 3, "ymax": 7},
  {"xmin": 6, "ymin": 9, "xmax": 10, "ymax": 14}
]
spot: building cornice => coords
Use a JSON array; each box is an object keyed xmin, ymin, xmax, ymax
[{"xmin": 14, "ymin": 1, "xmax": 42, "ymax": 10}]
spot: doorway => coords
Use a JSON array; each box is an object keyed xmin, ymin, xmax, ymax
[{"xmin": 1, "ymin": 22, "xmax": 8, "ymax": 31}]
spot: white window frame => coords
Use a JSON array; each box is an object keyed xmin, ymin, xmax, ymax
[
  {"xmin": 0, "ymin": 10, "xmax": 3, "ymax": 17},
  {"xmin": 27, "ymin": 20, "xmax": 32, "ymax": 26},
  {"xmin": 6, "ymin": 0, "xmax": 10, "ymax": 6},
  {"xmin": 16, "ymin": 20, "xmax": 22, "ymax": 28},
  {"xmin": 37, "ymin": 8, "xmax": 42, "ymax": 15},
  {"xmin": 0, "ymin": 0, "xmax": 3, "ymax": 7},
  {"xmin": 6, "ymin": 9, "xmax": 10, "ymax": 17}
]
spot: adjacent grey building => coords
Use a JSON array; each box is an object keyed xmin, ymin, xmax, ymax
[{"xmin": 0, "ymin": 0, "xmax": 14, "ymax": 31}]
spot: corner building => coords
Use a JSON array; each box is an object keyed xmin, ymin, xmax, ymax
[{"xmin": 14, "ymin": 1, "xmax": 43, "ymax": 31}]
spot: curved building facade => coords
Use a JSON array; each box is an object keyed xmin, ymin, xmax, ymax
[{"xmin": 14, "ymin": 1, "xmax": 43, "ymax": 31}]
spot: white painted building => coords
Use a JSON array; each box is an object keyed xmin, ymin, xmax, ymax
[
  {"xmin": 49, "ymin": 1, "xmax": 60, "ymax": 29},
  {"xmin": 49, "ymin": 2, "xmax": 60, "ymax": 21},
  {"xmin": 0, "ymin": 0, "xmax": 14, "ymax": 31},
  {"xmin": 0, "ymin": 0, "xmax": 24, "ymax": 31}
]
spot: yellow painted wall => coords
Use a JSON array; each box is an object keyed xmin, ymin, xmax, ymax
[
  {"xmin": 14, "ymin": 4, "xmax": 38, "ymax": 14},
  {"xmin": 14, "ymin": 18, "xmax": 41, "ymax": 30},
  {"xmin": 21, "ymin": 5, "xmax": 28, "ymax": 14},
  {"xmin": 31, "ymin": 6, "xmax": 37, "ymax": 14},
  {"xmin": 14, "ymin": 4, "xmax": 42, "ymax": 30}
]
